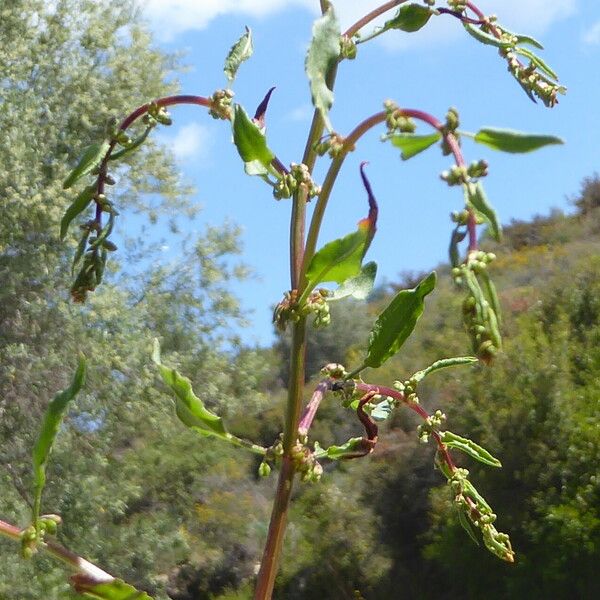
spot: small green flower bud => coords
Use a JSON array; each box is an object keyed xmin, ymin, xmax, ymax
[{"xmin": 258, "ymin": 462, "xmax": 271, "ymax": 478}]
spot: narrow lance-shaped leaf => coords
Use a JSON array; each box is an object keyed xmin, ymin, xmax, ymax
[
  {"xmin": 514, "ymin": 47, "xmax": 558, "ymax": 80},
  {"xmin": 362, "ymin": 272, "xmax": 436, "ymax": 369},
  {"xmin": 458, "ymin": 507, "xmax": 481, "ymax": 546},
  {"xmin": 330, "ymin": 261, "xmax": 377, "ymax": 301},
  {"xmin": 411, "ymin": 356, "xmax": 478, "ymax": 383},
  {"xmin": 63, "ymin": 141, "xmax": 110, "ymax": 189},
  {"xmin": 473, "ymin": 127, "xmax": 563, "ymax": 153},
  {"xmin": 465, "ymin": 182, "xmax": 502, "ymax": 241},
  {"xmin": 305, "ymin": 164, "xmax": 378, "ymax": 290},
  {"xmin": 440, "ymin": 430, "xmax": 502, "ymax": 467},
  {"xmin": 389, "ymin": 132, "xmax": 441, "ymax": 160},
  {"xmin": 495, "ymin": 24, "xmax": 544, "ymax": 49},
  {"xmin": 72, "ymin": 575, "xmax": 153, "ymax": 600},
  {"xmin": 463, "ymin": 23, "xmax": 512, "ymax": 48},
  {"xmin": 152, "ymin": 340, "xmax": 266, "ymax": 455},
  {"xmin": 223, "ymin": 26, "xmax": 253, "ymax": 84},
  {"xmin": 32, "ymin": 357, "xmax": 86, "ymax": 527},
  {"xmin": 60, "ymin": 185, "xmax": 95, "ymax": 240},
  {"xmin": 232, "ymin": 104, "xmax": 276, "ymax": 177},
  {"xmin": 305, "ymin": 2, "xmax": 340, "ymax": 132}
]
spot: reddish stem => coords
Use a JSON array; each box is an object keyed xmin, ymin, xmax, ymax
[
  {"xmin": 298, "ymin": 380, "xmax": 331, "ymax": 437},
  {"xmin": 344, "ymin": 0, "xmax": 407, "ymax": 38},
  {"xmin": 354, "ymin": 382, "xmax": 455, "ymax": 470}
]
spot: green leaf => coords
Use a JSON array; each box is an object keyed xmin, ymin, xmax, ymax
[
  {"xmin": 224, "ymin": 27, "xmax": 253, "ymax": 84},
  {"xmin": 63, "ymin": 141, "xmax": 110, "ymax": 189},
  {"xmin": 389, "ymin": 132, "xmax": 441, "ymax": 160},
  {"xmin": 330, "ymin": 261, "xmax": 377, "ymax": 301},
  {"xmin": 473, "ymin": 127, "xmax": 563, "ymax": 153},
  {"xmin": 463, "ymin": 23, "xmax": 512, "ymax": 48},
  {"xmin": 457, "ymin": 507, "xmax": 480, "ymax": 546},
  {"xmin": 381, "ymin": 3, "xmax": 433, "ymax": 33},
  {"xmin": 305, "ymin": 165, "xmax": 378, "ymax": 291},
  {"xmin": 305, "ymin": 2, "xmax": 340, "ymax": 132},
  {"xmin": 514, "ymin": 47, "xmax": 558, "ymax": 80},
  {"xmin": 465, "ymin": 182, "xmax": 502, "ymax": 241},
  {"xmin": 411, "ymin": 356, "xmax": 478, "ymax": 383},
  {"xmin": 496, "ymin": 24, "xmax": 544, "ymax": 49},
  {"xmin": 60, "ymin": 186, "xmax": 95, "ymax": 240},
  {"xmin": 440, "ymin": 430, "xmax": 502, "ymax": 467},
  {"xmin": 232, "ymin": 104, "xmax": 275, "ymax": 177},
  {"xmin": 151, "ymin": 342, "xmax": 266, "ymax": 455},
  {"xmin": 305, "ymin": 228, "xmax": 368, "ymax": 289},
  {"xmin": 32, "ymin": 357, "xmax": 86, "ymax": 526},
  {"xmin": 363, "ymin": 272, "xmax": 436, "ymax": 369},
  {"xmin": 479, "ymin": 269, "xmax": 502, "ymax": 326},
  {"xmin": 313, "ymin": 437, "xmax": 365, "ymax": 460},
  {"xmin": 72, "ymin": 576, "xmax": 153, "ymax": 599},
  {"xmin": 152, "ymin": 340, "xmax": 227, "ymax": 437}
]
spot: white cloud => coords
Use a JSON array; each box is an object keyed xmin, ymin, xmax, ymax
[
  {"xmin": 583, "ymin": 20, "xmax": 600, "ymax": 44},
  {"xmin": 287, "ymin": 104, "xmax": 312, "ymax": 121},
  {"xmin": 141, "ymin": 0, "xmax": 576, "ymax": 45},
  {"xmin": 142, "ymin": 0, "xmax": 315, "ymax": 41},
  {"xmin": 160, "ymin": 122, "xmax": 211, "ymax": 162},
  {"xmin": 477, "ymin": 0, "xmax": 577, "ymax": 34}
]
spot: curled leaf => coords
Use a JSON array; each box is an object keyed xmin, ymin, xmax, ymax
[
  {"xmin": 411, "ymin": 356, "xmax": 478, "ymax": 383},
  {"xmin": 465, "ymin": 182, "xmax": 502, "ymax": 241},
  {"xmin": 152, "ymin": 340, "xmax": 265, "ymax": 455},
  {"xmin": 253, "ymin": 87, "xmax": 276, "ymax": 130}
]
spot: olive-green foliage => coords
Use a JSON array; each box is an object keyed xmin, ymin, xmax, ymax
[
  {"xmin": 0, "ymin": 2, "xmax": 271, "ymax": 599},
  {"xmin": 356, "ymin": 205, "xmax": 600, "ymax": 599}
]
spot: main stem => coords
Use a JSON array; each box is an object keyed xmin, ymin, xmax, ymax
[{"xmin": 254, "ymin": 318, "xmax": 306, "ymax": 599}]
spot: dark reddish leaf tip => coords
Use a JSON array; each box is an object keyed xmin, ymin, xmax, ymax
[
  {"xmin": 358, "ymin": 162, "xmax": 378, "ymax": 250},
  {"xmin": 253, "ymin": 87, "xmax": 276, "ymax": 128}
]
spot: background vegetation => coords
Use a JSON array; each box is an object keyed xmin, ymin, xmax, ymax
[{"xmin": 1, "ymin": 1, "xmax": 598, "ymax": 598}]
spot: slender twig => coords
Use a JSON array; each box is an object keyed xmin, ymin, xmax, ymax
[
  {"xmin": 0, "ymin": 519, "xmax": 113, "ymax": 582},
  {"xmin": 344, "ymin": 1, "xmax": 407, "ymax": 39}
]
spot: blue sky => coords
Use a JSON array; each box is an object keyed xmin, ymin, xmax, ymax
[{"xmin": 134, "ymin": 1, "xmax": 599, "ymax": 346}]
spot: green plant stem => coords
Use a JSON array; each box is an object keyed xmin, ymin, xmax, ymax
[
  {"xmin": 301, "ymin": 111, "xmax": 387, "ymax": 281},
  {"xmin": 0, "ymin": 519, "xmax": 113, "ymax": 582},
  {"xmin": 255, "ymin": 318, "xmax": 306, "ymax": 600},
  {"xmin": 290, "ymin": 184, "xmax": 308, "ymax": 289}
]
